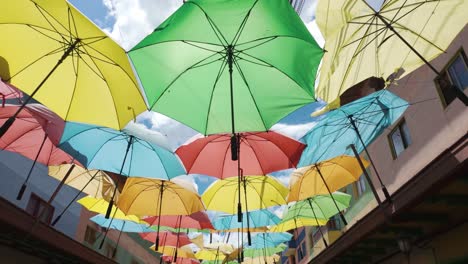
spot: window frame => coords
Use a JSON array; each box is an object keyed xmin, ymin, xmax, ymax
[
  {"xmin": 388, "ymin": 119, "xmax": 411, "ymax": 159},
  {"xmin": 434, "ymin": 48, "xmax": 468, "ymax": 107},
  {"xmin": 26, "ymin": 193, "xmax": 54, "ymax": 224}
]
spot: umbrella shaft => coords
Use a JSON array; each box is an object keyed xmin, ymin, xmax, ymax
[{"xmin": 48, "ymin": 164, "xmax": 75, "ymax": 204}]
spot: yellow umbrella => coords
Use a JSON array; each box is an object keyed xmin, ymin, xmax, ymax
[
  {"xmin": 314, "ymin": 0, "xmax": 468, "ymax": 108},
  {"xmin": 77, "ymin": 196, "xmax": 139, "ymax": 222},
  {"xmin": 152, "ymin": 245, "xmax": 196, "ymax": 259},
  {"xmin": 288, "ymin": 155, "xmax": 369, "ymax": 202},
  {"xmin": 243, "ymin": 255, "xmax": 280, "ymax": 264},
  {"xmin": 49, "ymin": 164, "xmax": 117, "ymax": 200},
  {"xmin": 195, "ymin": 249, "xmax": 226, "ymax": 261},
  {"xmin": 269, "ymin": 217, "xmax": 328, "ymax": 232},
  {"xmin": 0, "ymin": 0, "xmax": 146, "ymax": 137}
]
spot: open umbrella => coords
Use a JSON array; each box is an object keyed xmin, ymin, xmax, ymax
[
  {"xmin": 77, "ymin": 196, "xmax": 140, "ymax": 222},
  {"xmin": 128, "ymin": 0, "xmax": 322, "ymax": 137},
  {"xmin": 153, "ymin": 245, "xmax": 196, "ymax": 261},
  {"xmin": 243, "ymin": 255, "xmax": 280, "ymax": 264},
  {"xmin": 249, "ymin": 233, "xmax": 292, "ymax": 249},
  {"xmin": 59, "ymin": 121, "xmax": 186, "ymax": 218},
  {"xmin": 0, "ymin": 80, "xmax": 22, "ymax": 103},
  {"xmin": 212, "ymin": 208, "xmax": 280, "ymax": 231},
  {"xmin": 0, "ymin": 0, "xmax": 147, "ymax": 138},
  {"xmin": 0, "ymin": 105, "xmax": 77, "ymax": 200},
  {"xmin": 315, "ymin": 0, "xmax": 468, "ymax": 106},
  {"xmin": 118, "ymin": 177, "xmax": 205, "ymax": 250},
  {"xmin": 140, "ymin": 231, "xmax": 192, "ymax": 248},
  {"xmin": 196, "ymin": 249, "xmax": 226, "ymax": 261},
  {"xmin": 163, "ymin": 256, "xmax": 200, "ymax": 264},
  {"xmin": 90, "ymin": 214, "xmax": 153, "ymax": 233},
  {"xmin": 243, "ymin": 243, "xmax": 286, "ymax": 258},
  {"xmin": 299, "ymin": 90, "xmax": 408, "ymax": 201},
  {"xmin": 143, "ymin": 212, "xmax": 214, "ymax": 233}
]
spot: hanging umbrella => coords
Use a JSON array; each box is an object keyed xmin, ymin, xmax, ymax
[
  {"xmin": 143, "ymin": 212, "xmax": 215, "ymax": 232},
  {"xmin": 140, "ymin": 231, "xmax": 192, "ymax": 248},
  {"xmin": 59, "ymin": 121, "xmax": 186, "ymax": 218},
  {"xmin": 299, "ymin": 90, "xmax": 408, "ymax": 201},
  {"xmin": 90, "ymin": 214, "xmax": 153, "ymax": 233},
  {"xmin": 243, "ymin": 255, "xmax": 280, "ymax": 264},
  {"xmin": 249, "ymin": 233, "xmax": 292, "ymax": 249},
  {"xmin": 176, "ymin": 131, "xmax": 305, "ymax": 179},
  {"xmin": 128, "ymin": 0, "xmax": 322, "ymax": 137},
  {"xmin": 163, "ymin": 256, "xmax": 200, "ymax": 264},
  {"xmin": 212, "ymin": 209, "xmax": 280, "ymax": 231},
  {"xmin": 268, "ymin": 217, "xmax": 328, "ymax": 233},
  {"xmin": 0, "ymin": 80, "xmax": 22, "ymax": 103},
  {"xmin": 117, "ymin": 177, "xmax": 205, "ymax": 250},
  {"xmin": 0, "ymin": 105, "xmax": 77, "ymax": 199},
  {"xmin": 0, "ymin": 0, "xmax": 147, "ymax": 138},
  {"xmin": 153, "ymin": 245, "xmax": 196, "ymax": 261},
  {"xmin": 314, "ymin": 0, "xmax": 468, "ymax": 106},
  {"xmin": 77, "ymin": 196, "xmax": 140, "ymax": 222},
  {"xmin": 243, "ymin": 244, "xmax": 286, "ymax": 258},
  {"xmin": 196, "ymin": 249, "xmax": 226, "ymax": 261}
]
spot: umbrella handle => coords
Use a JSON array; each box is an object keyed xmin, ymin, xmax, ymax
[
  {"xmin": 105, "ymin": 199, "xmax": 114, "ymax": 219},
  {"xmin": 0, "ymin": 93, "xmax": 4, "ymax": 107}
]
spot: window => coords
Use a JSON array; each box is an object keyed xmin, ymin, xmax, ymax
[
  {"xmin": 26, "ymin": 193, "xmax": 54, "ymax": 224},
  {"xmin": 84, "ymin": 225, "xmax": 97, "ymax": 245},
  {"xmin": 104, "ymin": 243, "xmax": 116, "ymax": 259},
  {"xmin": 389, "ymin": 119, "xmax": 411, "ymax": 158},
  {"xmin": 355, "ymin": 175, "xmax": 367, "ymax": 196},
  {"xmin": 327, "ymin": 216, "xmax": 340, "ymax": 231},
  {"xmin": 436, "ymin": 49, "xmax": 468, "ymax": 106}
]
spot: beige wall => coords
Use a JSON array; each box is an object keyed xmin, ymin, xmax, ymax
[{"xmin": 365, "ymin": 25, "xmax": 468, "ymax": 200}]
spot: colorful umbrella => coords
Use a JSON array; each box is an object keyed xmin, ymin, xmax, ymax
[
  {"xmin": 299, "ymin": 90, "xmax": 408, "ymax": 201},
  {"xmin": 163, "ymin": 256, "xmax": 200, "ymax": 264},
  {"xmin": 243, "ymin": 255, "xmax": 280, "ymax": 264},
  {"xmin": 249, "ymin": 233, "xmax": 292, "ymax": 249},
  {"xmin": 243, "ymin": 243, "xmax": 286, "ymax": 258},
  {"xmin": 143, "ymin": 212, "xmax": 214, "ymax": 232},
  {"xmin": 90, "ymin": 214, "xmax": 153, "ymax": 233},
  {"xmin": 0, "ymin": 105, "xmax": 77, "ymax": 199},
  {"xmin": 140, "ymin": 231, "xmax": 192, "ymax": 248},
  {"xmin": 0, "ymin": 0, "xmax": 147, "ymax": 138},
  {"xmin": 117, "ymin": 177, "xmax": 205, "ymax": 250},
  {"xmin": 77, "ymin": 196, "xmax": 140, "ymax": 222},
  {"xmin": 315, "ymin": 0, "xmax": 468, "ymax": 106},
  {"xmin": 212, "ymin": 209, "xmax": 280, "ymax": 231},
  {"xmin": 128, "ymin": 0, "xmax": 322, "ymax": 137},
  {"xmin": 153, "ymin": 245, "xmax": 196, "ymax": 261},
  {"xmin": 0, "ymin": 80, "xmax": 22, "ymax": 103},
  {"xmin": 176, "ymin": 132, "xmax": 305, "ymax": 179},
  {"xmin": 196, "ymin": 249, "xmax": 226, "ymax": 261}
]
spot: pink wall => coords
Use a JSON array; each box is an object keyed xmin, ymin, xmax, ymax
[{"xmin": 365, "ymin": 26, "xmax": 468, "ymax": 198}]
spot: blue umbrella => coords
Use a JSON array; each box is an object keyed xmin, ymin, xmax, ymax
[
  {"xmin": 298, "ymin": 90, "xmax": 408, "ymax": 201},
  {"xmin": 248, "ymin": 232, "xmax": 292, "ymax": 249},
  {"xmin": 213, "ymin": 209, "xmax": 281, "ymax": 231},
  {"xmin": 59, "ymin": 121, "xmax": 186, "ymax": 218},
  {"xmin": 90, "ymin": 214, "xmax": 154, "ymax": 233}
]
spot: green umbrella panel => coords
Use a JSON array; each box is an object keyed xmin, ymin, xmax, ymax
[
  {"xmin": 129, "ymin": 0, "xmax": 323, "ymax": 135},
  {"xmin": 243, "ymin": 243, "xmax": 287, "ymax": 258}
]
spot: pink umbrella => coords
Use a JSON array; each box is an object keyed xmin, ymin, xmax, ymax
[
  {"xmin": 140, "ymin": 231, "xmax": 192, "ymax": 248},
  {"xmin": 0, "ymin": 80, "xmax": 22, "ymax": 106},
  {"xmin": 162, "ymin": 256, "xmax": 200, "ymax": 264},
  {"xmin": 143, "ymin": 212, "xmax": 214, "ymax": 231},
  {"xmin": 176, "ymin": 131, "xmax": 305, "ymax": 179},
  {"xmin": 0, "ymin": 105, "xmax": 78, "ymax": 200}
]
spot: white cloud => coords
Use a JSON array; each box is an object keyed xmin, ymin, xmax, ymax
[
  {"xmin": 123, "ymin": 120, "xmax": 172, "ymax": 150},
  {"xmin": 271, "ymin": 121, "xmax": 318, "ymax": 141},
  {"xmin": 101, "ymin": 0, "xmax": 182, "ymax": 50}
]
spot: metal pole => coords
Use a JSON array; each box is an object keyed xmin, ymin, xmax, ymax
[
  {"xmin": 227, "ymin": 45, "xmax": 239, "ymax": 160},
  {"xmin": 155, "ymin": 181, "xmax": 165, "ymax": 251},
  {"xmin": 348, "ymin": 115, "xmax": 392, "ymax": 201},
  {"xmin": 314, "ymin": 164, "xmax": 348, "ymax": 225},
  {"xmin": 48, "ymin": 164, "xmax": 76, "ymax": 204},
  {"xmin": 306, "ymin": 198, "xmax": 328, "ymax": 248},
  {"xmin": 17, "ymin": 132, "xmax": 48, "ymax": 200},
  {"xmin": 105, "ymin": 136, "xmax": 134, "ymax": 219},
  {"xmin": 0, "ymin": 39, "xmax": 81, "ymax": 138},
  {"xmin": 348, "ymin": 143, "xmax": 382, "ymax": 205},
  {"xmin": 242, "ymin": 175, "xmax": 252, "ymax": 245},
  {"xmin": 237, "ymin": 143, "xmax": 243, "ymax": 222}
]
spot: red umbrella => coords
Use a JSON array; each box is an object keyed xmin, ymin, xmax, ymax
[
  {"xmin": 143, "ymin": 212, "xmax": 214, "ymax": 231},
  {"xmin": 0, "ymin": 80, "xmax": 22, "ymax": 105},
  {"xmin": 0, "ymin": 104, "xmax": 77, "ymax": 199},
  {"xmin": 140, "ymin": 231, "xmax": 192, "ymax": 248},
  {"xmin": 176, "ymin": 132, "xmax": 305, "ymax": 179},
  {"xmin": 162, "ymin": 256, "xmax": 199, "ymax": 264}
]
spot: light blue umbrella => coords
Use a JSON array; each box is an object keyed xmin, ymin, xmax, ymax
[
  {"xmin": 59, "ymin": 121, "xmax": 185, "ymax": 179},
  {"xmin": 59, "ymin": 121, "xmax": 186, "ymax": 218},
  {"xmin": 298, "ymin": 90, "xmax": 408, "ymax": 201},
  {"xmin": 90, "ymin": 214, "xmax": 154, "ymax": 233},
  {"xmin": 212, "ymin": 209, "xmax": 281, "ymax": 231},
  {"xmin": 248, "ymin": 232, "xmax": 292, "ymax": 249}
]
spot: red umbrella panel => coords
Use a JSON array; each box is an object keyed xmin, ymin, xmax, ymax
[
  {"xmin": 140, "ymin": 231, "xmax": 192, "ymax": 248},
  {"xmin": 0, "ymin": 105, "xmax": 78, "ymax": 200},
  {"xmin": 143, "ymin": 212, "xmax": 214, "ymax": 231},
  {"xmin": 162, "ymin": 255, "xmax": 199, "ymax": 264},
  {"xmin": 176, "ymin": 132, "xmax": 305, "ymax": 179},
  {"xmin": 0, "ymin": 80, "xmax": 22, "ymax": 104}
]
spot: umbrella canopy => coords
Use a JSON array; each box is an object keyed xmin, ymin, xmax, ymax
[
  {"xmin": 0, "ymin": 80, "xmax": 22, "ymax": 101},
  {"xmin": 77, "ymin": 196, "xmax": 140, "ymax": 222},
  {"xmin": 128, "ymin": 0, "xmax": 322, "ymax": 135},
  {"xmin": 249, "ymin": 233, "xmax": 292, "ymax": 249},
  {"xmin": 143, "ymin": 212, "xmax": 214, "ymax": 232},
  {"xmin": 154, "ymin": 245, "xmax": 196, "ymax": 259},
  {"xmin": 202, "ymin": 176, "xmax": 288, "ymax": 213},
  {"xmin": 140, "ymin": 231, "xmax": 192, "ymax": 248},
  {"xmin": 48, "ymin": 164, "xmax": 117, "ymax": 200},
  {"xmin": 243, "ymin": 255, "xmax": 280, "ymax": 264},
  {"xmin": 176, "ymin": 132, "xmax": 305, "ymax": 179},
  {"xmin": 117, "ymin": 177, "xmax": 205, "ymax": 217},
  {"xmin": 0, "ymin": 105, "xmax": 74, "ymax": 165},
  {"xmin": 163, "ymin": 256, "xmax": 200, "ymax": 264},
  {"xmin": 212, "ymin": 208, "xmax": 280, "ymax": 231},
  {"xmin": 270, "ymin": 193, "xmax": 351, "ymax": 232},
  {"xmin": 0, "ymin": 0, "xmax": 146, "ymax": 131},
  {"xmin": 90, "ymin": 214, "xmax": 153, "ymax": 233},
  {"xmin": 299, "ymin": 90, "xmax": 408, "ymax": 166},
  {"xmin": 315, "ymin": 0, "xmax": 468, "ymax": 105},
  {"xmin": 196, "ymin": 249, "xmax": 226, "ymax": 261},
  {"xmin": 289, "ymin": 155, "xmax": 369, "ymax": 202},
  {"xmin": 59, "ymin": 121, "xmax": 185, "ymax": 179},
  {"xmin": 244, "ymin": 244, "xmax": 286, "ymax": 258}
]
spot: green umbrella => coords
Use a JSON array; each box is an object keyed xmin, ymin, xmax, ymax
[
  {"xmin": 129, "ymin": 0, "xmax": 322, "ymax": 137},
  {"xmin": 243, "ymin": 243, "xmax": 287, "ymax": 258}
]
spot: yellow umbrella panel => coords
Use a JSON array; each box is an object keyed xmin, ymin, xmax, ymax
[
  {"xmin": 288, "ymin": 155, "xmax": 369, "ymax": 202},
  {"xmin": 269, "ymin": 218, "xmax": 328, "ymax": 233},
  {"xmin": 154, "ymin": 245, "xmax": 196, "ymax": 259},
  {"xmin": 0, "ymin": 0, "xmax": 147, "ymax": 135},
  {"xmin": 195, "ymin": 249, "xmax": 226, "ymax": 261},
  {"xmin": 77, "ymin": 196, "xmax": 140, "ymax": 222}
]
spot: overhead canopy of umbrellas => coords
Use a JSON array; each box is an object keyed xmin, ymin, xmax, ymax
[{"xmin": 1, "ymin": 0, "xmax": 466, "ymax": 263}]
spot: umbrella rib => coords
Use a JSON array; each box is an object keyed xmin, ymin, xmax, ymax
[
  {"xmin": 182, "ymin": 40, "xmax": 224, "ymax": 53},
  {"xmin": 0, "ymin": 125, "xmax": 43, "ymax": 151},
  {"xmin": 150, "ymin": 51, "xmax": 223, "ymax": 109},
  {"xmin": 232, "ymin": 57, "xmax": 269, "ymax": 131},
  {"xmin": 186, "ymin": 2, "xmax": 228, "ymax": 47},
  {"xmin": 33, "ymin": 2, "xmax": 71, "ymax": 44},
  {"xmin": 23, "ymin": 24, "xmax": 68, "ymax": 44},
  {"xmin": 84, "ymin": 133, "xmax": 124, "ymax": 169},
  {"xmin": 391, "ymin": 20, "xmax": 446, "ymax": 53},
  {"xmin": 68, "ymin": 7, "xmax": 80, "ymax": 39},
  {"xmin": 235, "ymin": 35, "xmax": 318, "ymax": 50},
  {"xmin": 142, "ymin": 140, "xmax": 172, "ymax": 179},
  {"xmin": 204, "ymin": 54, "xmax": 229, "ymax": 136},
  {"xmin": 231, "ymin": 0, "xmax": 261, "ymax": 46},
  {"xmin": 63, "ymin": 53, "xmax": 80, "ymax": 128}
]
